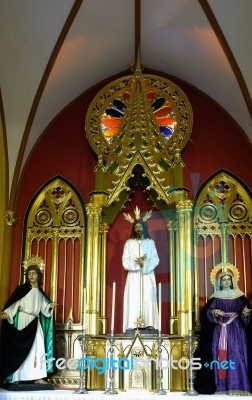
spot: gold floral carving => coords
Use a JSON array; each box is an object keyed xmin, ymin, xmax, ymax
[{"xmin": 4, "ymin": 210, "xmax": 18, "ymax": 226}]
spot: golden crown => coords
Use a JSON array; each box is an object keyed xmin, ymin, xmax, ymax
[
  {"xmin": 23, "ymin": 255, "xmax": 45, "ymax": 272},
  {"xmin": 123, "ymin": 206, "xmax": 152, "ymax": 224},
  {"xmin": 210, "ymin": 262, "xmax": 240, "ymax": 286}
]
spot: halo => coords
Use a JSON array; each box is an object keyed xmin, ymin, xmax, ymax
[
  {"xmin": 123, "ymin": 206, "xmax": 152, "ymax": 224},
  {"xmin": 23, "ymin": 255, "xmax": 45, "ymax": 272},
  {"xmin": 210, "ymin": 262, "xmax": 240, "ymax": 287}
]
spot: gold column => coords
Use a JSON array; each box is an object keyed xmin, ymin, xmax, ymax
[
  {"xmin": 167, "ymin": 220, "xmax": 177, "ymax": 334},
  {"xmin": 176, "ymin": 204, "xmax": 185, "ymax": 335},
  {"xmin": 85, "ymin": 204, "xmax": 93, "ymax": 333},
  {"xmin": 194, "ymin": 229, "xmax": 200, "ymax": 330},
  {"xmin": 99, "ymin": 222, "xmax": 109, "ymax": 334},
  {"xmin": 85, "ymin": 203, "xmax": 102, "ymax": 335},
  {"xmin": 185, "ymin": 201, "xmax": 194, "ymax": 333},
  {"xmin": 80, "ymin": 229, "xmax": 85, "ymax": 326},
  {"xmin": 220, "ymin": 222, "xmax": 229, "ymax": 263},
  {"xmin": 24, "ymin": 230, "xmax": 32, "ymax": 265},
  {"xmin": 0, "ymin": 210, "xmax": 18, "ymax": 310},
  {"xmin": 176, "ymin": 200, "xmax": 194, "ymax": 336},
  {"xmin": 51, "ymin": 228, "xmax": 59, "ymax": 304}
]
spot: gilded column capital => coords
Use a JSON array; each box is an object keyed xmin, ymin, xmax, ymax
[
  {"xmin": 100, "ymin": 222, "xmax": 109, "ymax": 234},
  {"xmin": 86, "ymin": 203, "xmax": 103, "ymax": 217},
  {"xmin": 88, "ymin": 192, "xmax": 108, "ymax": 205},
  {"xmin": 167, "ymin": 220, "xmax": 174, "ymax": 230},
  {"xmin": 167, "ymin": 220, "xmax": 177, "ymax": 231},
  {"xmin": 176, "ymin": 199, "xmax": 194, "ymax": 211},
  {"xmin": 220, "ymin": 222, "xmax": 229, "ymax": 231},
  {"xmin": 4, "ymin": 210, "xmax": 18, "ymax": 226}
]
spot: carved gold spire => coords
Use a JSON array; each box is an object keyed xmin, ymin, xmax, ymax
[
  {"xmin": 86, "ymin": 56, "xmax": 193, "ymax": 212},
  {"xmin": 104, "ymin": 61, "xmax": 173, "ymax": 205}
]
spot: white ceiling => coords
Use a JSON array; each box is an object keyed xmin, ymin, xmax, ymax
[{"xmin": 1, "ymin": 0, "xmax": 252, "ymax": 199}]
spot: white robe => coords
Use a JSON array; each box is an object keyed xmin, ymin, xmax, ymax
[
  {"xmin": 4, "ymin": 287, "xmax": 53, "ymax": 382},
  {"xmin": 122, "ymin": 238, "xmax": 159, "ymax": 332}
]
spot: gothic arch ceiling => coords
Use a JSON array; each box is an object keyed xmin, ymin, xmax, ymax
[{"xmin": 1, "ymin": 0, "xmax": 252, "ymax": 204}]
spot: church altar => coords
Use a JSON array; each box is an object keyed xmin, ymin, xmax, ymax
[
  {"xmin": 51, "ymin": 331, "xmax": 190, "ymax": 391},
  {"xmin": 0, "ymin": 389, "xmax": 244, "ymax": 400}
]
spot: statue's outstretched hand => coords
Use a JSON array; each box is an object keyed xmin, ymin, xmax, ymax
[
  {"xmin": 1, "ymin": 311, "xmax": 8, "ymax": 319},
  {"xmin": 243, "ymin": 306, "xmax": 252, "ymax": 317},
  {"xmin": 49, "ymin": 302, "xmax": 58, "ymax": 311}
]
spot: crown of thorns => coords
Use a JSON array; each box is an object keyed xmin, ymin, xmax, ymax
[
  {"xmin": 123, "ymin": 206, "xmax": 152, "ymax": 224},
  {"xmin": 23, "ymin": 255, "xmax": 45, "ymax": 272}
]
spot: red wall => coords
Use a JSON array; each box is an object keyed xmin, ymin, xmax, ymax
[{"xmin": 11, "ymin": 72, "xmax": 252, "ymax": 334}]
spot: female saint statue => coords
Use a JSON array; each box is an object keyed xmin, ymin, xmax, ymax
[
  {"xmin": 0, "ymin": 257, "xmax": 57, "ymax": 385},
  {"xmin": 194, "ymin": 263, "xmax": 252, "ymax": 395}
]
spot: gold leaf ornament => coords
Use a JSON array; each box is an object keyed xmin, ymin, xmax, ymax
[
  {"xmin": 123, "ymin": 206, "xmax": 152, "ymax": 224},
  {"xmin": 23, "ymin": 255, "xmax": 45, "ymax": 272}
]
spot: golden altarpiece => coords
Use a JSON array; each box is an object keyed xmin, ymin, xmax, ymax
[{"xmin": 20, "ymin": 63, "xmax": 252, "ymax": 391}]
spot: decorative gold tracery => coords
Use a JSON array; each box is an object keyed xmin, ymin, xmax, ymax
[
  {"xmin": 194, "ymin": 170, "xmax": 252, "ymax": 326},
  {"xmin": 84, "ymin": 63, "xmax": 194, "ymax": 338},
  {"xmin": 85, "ymin": 65, "xmax": 193, "ymax": 214},
  {"xmin": 23, "ymin": 177, "xmax": 85, "ymax": 326},
  {"xmin": 86, "ymin": 72, "xmax": 193, "ymax": 161},
  {"xmin": 195, "ymin": 171, "xmax": 252, "ymax": 236}
]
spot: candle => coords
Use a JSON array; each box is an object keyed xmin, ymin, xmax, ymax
[
  {"xmin": 111, "ymin": 281, "xmax": 116, "ymax": 333},
  {"xmin": 188, "ymin": 295, "xmax": 192, "ymax": 333},
  {"xmin": 188, "ymin": 270, "xmax": 192, "ymax": 333},
  {"xmin": 158, "ymin": 283, "xmax": 161, "ymax": 332},
  {"xmin": 83, "ymin": 287, "xmax": 86, "ymax": 331},
  {"xmin": 188, "ymin": 313, "xmax": 192, "ymax": 333}
]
